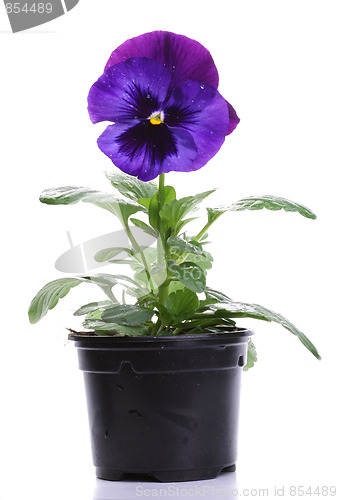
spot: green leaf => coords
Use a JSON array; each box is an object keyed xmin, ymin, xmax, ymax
[
  {"xmin": 166, "ymin": 288, "xmax": 199, "ymax": 322},
  {"xmin": 168, "ymin": 281, "xmax": 187, "ymax": 294},
  {"xmin": 151, "ymin": 302, "xmax": 173, "ymax": 325},
  {"xmin": 167, "ymin": 236, "xmax": 203, "ymax": 255},
  {"xmin": 148, "ymin": 192, "xmax": 160, "ymax": 230},
  {"xmin": 105, "ymin": 171, "xmax": 158, "ymax": 202},
  {"xmin": 73, "ymin": 300, "xmax": 112, "ymax": 316},
  {"xmin": 137, "ymin": 198, "xmax": 151, "ymax": 209},
  {"xmin": 28, "ymin": 278, "xmax": 82, "ymax": 324},
  {"xmin": 244, "ymin": 339, "xmax": 257, "ymax": 371},
  {"xmin": 130, "ymin": 247, "xmax": 158, "ymax": 270},
  {"xmin": 40, "ymin": 186, "xmax": 145, "ymax": 224},
  {"xmin": 130, "ymin": 218, "xmax": 158, "ymax": 237},
  {"xmin": 81, "ymin": 273, "xmax": 139, "ymax": 287},
  {"xmin": 160, "ymin": 190, "xmax": 215, "ymax": 232},
  {"xmin": 101, "ymin": 304, "xmax": 154, "ymax": 325},
  {"xmin": 175, "ymin": 317, "xmax": 236, "ymax": 333},
  {"xmin": 78, "ymin": 274, "xmax": 119, "ymax": 300},
  {"xmin": 176, "ymin": 217, "xmax": 199, "ymax": 234},
  {"xmin": 84, "ymin": 307, "xmax": 105, "ymax": 320},
  {"xmin": 162, "ymin": 186, "xmax": 177, "ymax": 204},
  {"xmin": 39, "ymin": 186, "xmax": 97, "ymax": 205},
  {"xmin": 205, "ymin": 287, "xmax": 232, "ymax": 303},
  {"xmin": 110, "ymin": 324, "xmax": 148, "ymax": 336},
  {"xmin": 94, "ymin": 247, "xmax": 133, "ymax": 262},
  {"xmin": 186, "ymin": 251, "xmax": 213, "ymax": 271},
  {"xmin": 149, "ymin": 186, "xmax": 176, "ymax": 229},
  {"xmin": 28, "ymin": 273, "xmax": 147, "ymax": 324},
  {"xmin": 214, "ymin": 300, "xmax": 321, "ymax": 360},
  {"xmin": 83, "ymin": 318, "xmax": 147, "ymax": 336},
  {"xmin": 207, "ymin": 195, "xmax": 316, "ymax": 225},
  {"xmin": 79, "ymin": 273, "xmax": 147, "ymax": 301},
  {"xmin": 168, "ymin": 261, "xmax": 206, "ymax": 293}
]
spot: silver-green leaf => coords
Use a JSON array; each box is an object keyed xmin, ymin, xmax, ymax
[
  {"xmin": 207, "ymin": 195, "xmax": 316, "ymax": 225},
  {"xmin": 168, "ymin": 261, "xmax": 206, "ymax": 293},
  {"xmin": 29, "ymin": 273, "xmax": 146, "ymax": 324},
  {"xmin": 167, "ymin": 236, "xmax": 203, "ymax": 255},
  {"xmin": 73, "ymin": 300, "xmax": 113, "ymax": 316},
  {"xmin": 94, "ymin": 247, "xmax": 133, "ymax": 263},
  {"xmin": 105, "ymin": 171, "xmax": 158, "ymax": 202},
  {"xmin": 28, "ymin": 278, "xmax": 82, "ymax": 324},
  {"xmin": 244, "ymin": 339, "xmax": 257, "ymax": 371},
  {"xmin": 101, "ymin": 304, "xmax": 154, "ymax": 325},
  {"xmin": 130, "ymin": 218, "xmax": 158, "ymax": 237},
  {"xmin": 82, "ymin": 318, "xmax": 147, "ymax": 336},
  {"xmin": 214, "ymin": 300, "xmax": 321, "ymax": 360},
  {"xmin": 40, "ymin": 186, "xmax": 145, "ymax": 224}
]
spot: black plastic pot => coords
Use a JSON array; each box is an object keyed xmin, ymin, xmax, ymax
[{"xmin": 70, "ymin": 328, "xmax": 252, "ymax": 482}]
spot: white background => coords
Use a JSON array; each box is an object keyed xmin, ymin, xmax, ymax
[{"xmin": 0, "ymin": 1, "xmax": 337, "ymax": 499}]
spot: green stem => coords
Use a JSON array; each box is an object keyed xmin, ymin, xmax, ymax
[
  {"xmin": 154, "ymin": 318, "xmax": 166, "ymax": 336},
  {"xmin": 195, "ymin": 220, "xmax": 213, "ymax": 242},
  {"xmin": 157, "ymin": 173, "xmax": 170, "ymax": 306},
  {"xmin": 174, "ymin": 219, "xmax": 213, "ymax": 266},
  {"xmin": 158, "ymin": 173, "xmax": 165, "ymax": 205},
  {"xmin": 123, "ymin": 222, "xmax": 154, "ymax": 291}
]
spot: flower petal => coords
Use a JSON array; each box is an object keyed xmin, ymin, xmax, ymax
[
  {"xmin": 88, "ymin": 57, "xmax": 172, "ymax": 124},
  {"xmin": 225, "ymin": 101, "xmax": 240, "ymax": 136},
  {"xmin": 165, "ymin": 81, "xmax": 239, "ymax": 172},
  {"xmin": 97, "ymin": 122, "xmax": 198, "ymax": 181},
  {"xmin": 104, "ymin": 31, "xmax": 219, "ymax": 88}
]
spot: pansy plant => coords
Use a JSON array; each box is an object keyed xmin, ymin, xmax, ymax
[{"xmin": 29, "ymin": 31, "xmax": 320, "ymax": 369}]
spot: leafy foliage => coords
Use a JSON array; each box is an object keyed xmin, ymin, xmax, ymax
[
  {"xmin": 168, "ymin": 261, "xmax": 206, "ymax": 293},
  {"xmin": 101, "ymin": 304, "xmax": 154, "ymax": 325},
  {"xmin": 244, "ymin": 339, "xmax": 257, "ymax": 371},
  {"xmin": 211, "ymin": 297, "xmax": 321, "ymax": 359},
  {"xmin": 167, "ymin": 236, "xmax": 203, "ymax": 255},
  {"xmin": 130, "ymin": 218, "xmax": 158, "ymax": 237},
  {"xmin": 166, "ymin": 288, "xmax": 199, "ymax": 322},
  {"xmin": 94, "ymin": 247, "xmax": 133, "ymax": 262},
  {"xmin": 105, "ymin": 171, "xmax": 158, "ymax": 202},
  {"xmin": 40, "ymin": 186, "xmax": 145, "ymax": 225},
  {"xmin": 149, "ymin": 186, "xmax": 176, "ymax": 230},
  {"xmin": 29, "ymin": 171, "xmax": 320, "ymax": 369},
  {"xmin": 207, "ymin": 195, "xmax": 316, "ymax": 226},
  {"xmin": 73, "ymin": 300, "xmax": 112, "ymax": 316},
  {"xmin": 28, "ymin": 278, "xmax": 82, "ymax": 324},
  {"xmin": 160, "ymin": 190, "xmax": 215, "ymax": 234}
]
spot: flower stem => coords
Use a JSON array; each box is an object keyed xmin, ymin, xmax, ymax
[
  {"xmin": 157, "ymin": 173, "xmax": 169, "ymax": 306},
  {"xmin": 159, "ymin": 172, "xmax": 165, "ymax": 202},
  {"xmin": 123, "ymin": 222, "xmax": 154, "ymax": 291}
]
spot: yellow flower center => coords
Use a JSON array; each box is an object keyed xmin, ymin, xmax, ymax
[{"xmin": 149, "ymin": 110, "xmax": 164, "ymax": 126}]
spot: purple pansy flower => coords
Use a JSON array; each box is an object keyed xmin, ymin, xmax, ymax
[
  {"xmin": 88, "ymin": 31, "xmax": 239, "ymax": 181},
  {"xmin": 104, "ymin": 30, "xmax": 219, "ymax": 89}
]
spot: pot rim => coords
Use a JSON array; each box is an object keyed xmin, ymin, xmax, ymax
[{"xmin": 68, "ymin": 327, "xmax": 253, "ymax": 346}]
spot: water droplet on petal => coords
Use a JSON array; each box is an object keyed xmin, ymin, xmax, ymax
[{"xmin": 200, "ymin": 84, "xmax": 205, "ymax": 89}]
